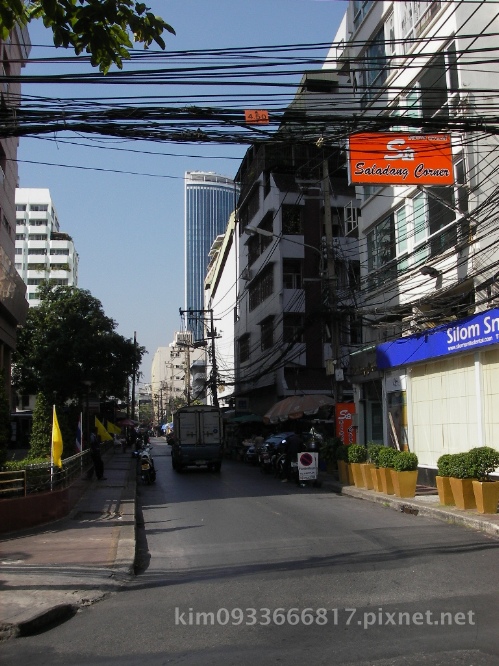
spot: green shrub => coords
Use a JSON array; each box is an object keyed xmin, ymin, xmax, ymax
[
  {"xmin": 320, "ymin": 437, "xmax": 342, "ymax": 464},
  {"xmin": 393, "ymin": 451, "xmax": 418, "ymax": 472},
  {"xmin": 467, "ymin": 447, "xmax": 499, "ymax": 482},
  {"xmin": 335, "ymin": 444, "xmax": 349, "ymax": 462},
  {"xmin": 437, "ymin": 454, "xmax": 454, "ymax": 477},
  {"xmin": 347, "ymin": 444, "xmax": 368, "ymax": 464},
  {"xmin": 367, "ymin": 444, "xmax": 384, "ymax": 467},
  {"xmin": 378, "ymin": 447, "xmax": 399, "ymax": 469},
  {"xmin": 448, "ymin": 452, "xmax": 474, "ymax": 479}
]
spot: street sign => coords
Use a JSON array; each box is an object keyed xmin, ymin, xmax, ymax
[{"xmin": 298, "ymin": 451, "xmax": 318, "ymax": 481}]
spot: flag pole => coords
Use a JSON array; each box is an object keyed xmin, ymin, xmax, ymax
[{"xmin": 50, "ymin": 404, "xmax": 55, "ymax": 491}]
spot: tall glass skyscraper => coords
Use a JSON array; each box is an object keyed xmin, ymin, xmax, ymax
[{"xmin": 184, "ymin": 171, "xmax": 238, "ymax": 340}]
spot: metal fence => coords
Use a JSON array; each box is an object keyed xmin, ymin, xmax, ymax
[{"xmin": 0, "ymin": 449, "xmax": 95, "ymax": 498}]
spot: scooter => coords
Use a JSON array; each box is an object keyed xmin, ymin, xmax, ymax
[{"xmin": 133, "ymin": 443, "xmax": 156, "ymax": 485}]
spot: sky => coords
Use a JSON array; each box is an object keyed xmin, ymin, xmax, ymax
[{"xmin": 17, "ymin": 0, "xmax": 348, "ymax": 387}]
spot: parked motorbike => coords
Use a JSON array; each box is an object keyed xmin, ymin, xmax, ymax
[{"xmin": 133, "ymin": 443, "xmax": 156, "ymax": 485}]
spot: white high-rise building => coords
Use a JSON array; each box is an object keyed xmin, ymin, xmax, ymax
[{"xmin": 15, "ymin": 189, "xmax": 78, "ymax": 305}]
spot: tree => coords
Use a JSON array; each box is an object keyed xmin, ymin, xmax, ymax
[
  {"xmin": 29, "ymin": 391, "xmax": 51, "ymax": 459},
  {"xmin": 0, "ymin": 1, "xmax": 175, "ymax": 74},
  {"xmin": 12, "ymin": 284, "xmax": 145, "ymax": 406}
]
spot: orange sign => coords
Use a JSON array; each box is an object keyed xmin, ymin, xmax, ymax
[
  {"xmin": 348, "ymin": 132, "xmax": 454, "ymax": 186},
  {"xmin": 335, "ymin": 403, "xmax": 356, "ymax": 445},
  {"xmin": 244, "ymin": 109, "xmax": 269, "ymax": 125}
]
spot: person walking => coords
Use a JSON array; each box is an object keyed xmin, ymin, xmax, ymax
[
  {"xmin": 88, "ymin": 427, "xmax": 106, "ymax": 480},
  {"xmin": 282, "ymin": 432, "xmax": 303, "ymax": 483}
]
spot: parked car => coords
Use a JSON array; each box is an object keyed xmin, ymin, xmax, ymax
[
  {"xmin": 244, "ymin": 445, "xmax": 258, "ymax": 464},
  {"xmin": 263, "ymin": 432, "xmax": 295, "ymax": 455}
]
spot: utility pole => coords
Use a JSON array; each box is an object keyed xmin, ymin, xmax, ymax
[
  {"xmin": 131, "ymin": 330, "xmax": 137, "ymax": 420},
  {"xmin": 179, "ymin": 307, "xmax": 219, "ymax": 407},
  {"xmin": 209, "ymin": 308, "xmax": 219, "ymax": 408},
  {"xmin": 323, "ymin": 158, "xmax": 340, "ymax": 402}
]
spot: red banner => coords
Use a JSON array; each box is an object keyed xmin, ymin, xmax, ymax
[{"xmin": 335, "ymin": 403, "xmax": 356, "ymax": 445}]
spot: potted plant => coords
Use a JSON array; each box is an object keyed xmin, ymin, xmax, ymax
[
  {"xmin": 347, "ymin": 444, "xmax": 368, "ymax": 488},
  {"xmin": 448, "ymin": 452, "xmax": 476, "ymax": 510},
  {"xmin": 391, "ymin": 451, "xmax": 419, "ymax": 498},
  {"xmin": 319, "ymin": 438, "xmax": 338, "ymax": 475},
  {"xmin": 334, "ymin": 443, "xmax": 351, "ymax": 484},
  {"xmin": 377, "ymin": 447, "xmax": 399, "ymax": 495},
  {"xmin": 468, "ymin": 447, "xmax": 499, "ymax": 514},
  {"xmin": 436, "ymin": 454, "xmax": 455, "ymax": 506},
  {"xmin": 367, "ymin": 444, "xmax": 384, "ymax": 492}
]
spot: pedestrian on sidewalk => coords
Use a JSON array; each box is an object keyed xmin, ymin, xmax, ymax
[{"xmin": 88, "ymin": 427, "xmax": 106, "ymax": 480}]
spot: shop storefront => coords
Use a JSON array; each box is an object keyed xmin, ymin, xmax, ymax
[{"xmin": 377, "ymin": 308, "xmax": 499, "ymax": 481}]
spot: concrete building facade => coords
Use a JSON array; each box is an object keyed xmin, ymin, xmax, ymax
[
  {"xmin": 327, "ymin": 0, "xmax": 499, "ymax": 476},
  {"xmin": 15, "ymin": 189, "xmax": 79, "ymax": 306},
  {"xmin": 0, "ymin": 27, "xmax": 31, "ymax": 390}
]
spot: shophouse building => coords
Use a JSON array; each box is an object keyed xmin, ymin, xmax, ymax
[
  {"xmin": 204, "ymin": 212, "xmax": 237, "ymax": 409},
  {"xmin": 328, "ymin": 1, "xmax": 499, "ymax": 479},
  {"xmin": 233, "ymin": 71, "xmax": 360, "ymax": 417},
  {"xmin": 0, "ymin": 27, "xmax": 31, "ymax": 393}
]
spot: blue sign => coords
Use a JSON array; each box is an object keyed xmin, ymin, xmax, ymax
[{"xmin": 377, "ymin": 308, "xmax": 499, "ymax": 369}]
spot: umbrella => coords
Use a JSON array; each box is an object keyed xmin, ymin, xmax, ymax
[
  {"xmin": 116, "ymin": 418, "xmax": 138, "ymax": 427},
  {"xmin": 263, "ymin": 394, "xmax": 334, "ymax": 425}
]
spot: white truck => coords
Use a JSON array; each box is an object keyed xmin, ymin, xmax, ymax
[{"xmin": 171, "ymin": 405, "xmax": 224, "ymax": 472}]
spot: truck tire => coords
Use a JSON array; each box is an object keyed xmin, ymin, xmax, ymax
[{"xmin": 212, "ymin": 462, "xmax": 221, "ymax": 473}]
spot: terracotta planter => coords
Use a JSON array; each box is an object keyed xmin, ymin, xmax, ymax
[
  {"xmin": 371, "ymin": 467, "xmax": 383, "ymax": 492},
  {"xmin": 379, "ymin": 467, "xmax": 394, "ymax": 495},
  {"xmin": 391, "ymin": 469, "xmax": 418, "ymax": 498},
  {"xmin": 436, "ymin": 476, "xmax": 455, "ymax": 506},
  {"xmin": 361, "ymin": 463, "xmax": 374, "ymax": 489},
  {"xmin": 449, "ymin": 477, "xmax": 476, "ymax": 510},
  {"xmin": 472, "ymin": 480, "xmax": 499, "ymax": 514},
  {"xmin": 350, "ymin": 462, "xmax": 365, "ymax": 488}
]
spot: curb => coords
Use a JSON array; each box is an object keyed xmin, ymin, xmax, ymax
[
  {"xmin": 0, "ymin": 604, "xmax": 78, "ymax": 641},
  {"xmin": 319, "ymin": 475, "xmax": 499, "ymax": 537},
  {"xmin": 112, "ymin": 455, "xmax": 137, "ymax": 579}
]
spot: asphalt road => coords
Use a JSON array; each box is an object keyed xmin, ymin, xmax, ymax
[{"xmin": 1, "ymin": 439, "xmax": 498, "ymax": 665}]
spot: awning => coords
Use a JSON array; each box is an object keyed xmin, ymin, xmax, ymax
[{"xmin": 263, "ymin": 394, "xmax": 334, "ymax": 425}]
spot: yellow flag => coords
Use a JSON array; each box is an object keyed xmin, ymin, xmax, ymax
[
  {"xmin": 95, "ymin": 416, "xmax": 113, "ymax": 441},
  {"xmin": 51, "ymin": 406, "xmax": 63, "ymax": 468},
  {"xmin": 106, "ymin": 420, "xmax": 121, "ymax": 435}
]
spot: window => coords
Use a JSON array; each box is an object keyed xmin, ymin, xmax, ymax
[
  {"xmin": 29, "ymin": 219, "xmax": 47, "ymax": 226},
  {"xmin": 29, "ymin": 204, "xmax": 48, "ymax": 212},
  {"xmin": 400, "ymin": 1, "xmax": 442, "ymax": 53},
  {"xmin": 15, "ymin": 248, "xmax": 22, "ymax": 255},
  {"xmin": 238, "ymin": 334, "xmax": 250, "ymax": 363},
  {"xmin": 282, "ymin": 205, "xmax": 302, "ymax": 234},
  {"xmin": 16, "ymin": 204, "xmax": 26, "ymax": 211},
  {"xmin": 50, "ymin": 248, "xmax": 70, "ymax": 255},
  {"xmin": 359, "ymin": 27, "xmax": 387, "ymax": 108},
  {"xmin": 15, "ymin": 233, "xmax": 25, "ymax": 240},
  {"xmin": 260, "ymin": 316, "xmax": 274, "ymax": 351},
  {"xmin": 28, "ymin": 248, "xmax": 47, "ymax": 255},
  {"xmin": 283, "ymin": 259, "xmax": 302, "ymax": 289},
  {"xmin": 353, "ymin": 0, "xmax": 374, "ymax": 30},
  {"xmin": 249, "ymin": 264, "xmax": 274, "ymax": 311},
  {"xmin": 27, "ymin": 278, "xmax": 42, "ymax": 285},
  {"xmin": 28, "ymin": 234, "xmax": 47, "ymax": 241},
  {"xmin": 238, "ymin": 185, "xmax": 260, "ymax": 230},
  {"xmin": 283, "ymin": 313, "xmax": 304, "ymax": 344}
]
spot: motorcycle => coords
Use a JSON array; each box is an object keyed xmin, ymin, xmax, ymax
[{"xmin": 133, "ymin": 443, "xmax": 156, "ymax": 485}]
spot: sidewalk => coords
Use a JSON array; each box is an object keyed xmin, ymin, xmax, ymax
[
  {"xmin": 0, "ymin": 449, "xmax": 136, "ymax": 641},
  {"xmin": 318, "ymin": 472, "xmax": 499, "ymax": 538},
  {"xmin": 1, "ymin": 454, "xmax": 498, "ymax": 642}
]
